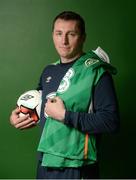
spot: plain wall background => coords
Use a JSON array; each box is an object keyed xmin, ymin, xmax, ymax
[{"xmin": 0, "ymin": 0, "xmax": 136, "ymax": 178}]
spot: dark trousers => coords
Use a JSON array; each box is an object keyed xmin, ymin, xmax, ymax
[{"xmin": 36, "ymin": 161, "xmax": 100, "ymax": 179}]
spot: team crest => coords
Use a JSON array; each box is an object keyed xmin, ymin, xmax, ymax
[
  {"xmin": 57, "ymin": 68, "xmax": 75, "ymax": 93},
  {"xmin": 85, "ymin": 58, "xmax": 99, "ymax": 67}
]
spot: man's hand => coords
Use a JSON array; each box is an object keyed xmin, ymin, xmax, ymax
[
  {"xmin": 45, "ymin": 96, "xmax": 66, "ymax": 122},
  {"xmin": 10, "ymin": 108, "xmax": 36, "ymax": 130}
]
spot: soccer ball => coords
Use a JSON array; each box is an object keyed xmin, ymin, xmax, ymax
[{"xmin": 17, "ymin": 90, "xmax": 42, "ymax": 123}]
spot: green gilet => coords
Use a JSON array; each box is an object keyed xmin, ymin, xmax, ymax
[{"xmin": 38, "ymin": 50, "xmax": 116, "ymax": 167}]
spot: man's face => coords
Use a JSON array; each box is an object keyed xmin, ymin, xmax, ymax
[{"xmin": 52, "ymin": 19, "xmax": 85, "ymax": 63}]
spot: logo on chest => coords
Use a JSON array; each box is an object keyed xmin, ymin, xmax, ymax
[
  {"xmin": 57, "ymin": 68, "xmax": 75, "ymax": 93},
  {"xmin": 46, "ymin": 76, "xmax": 52, "ymax": 83}
]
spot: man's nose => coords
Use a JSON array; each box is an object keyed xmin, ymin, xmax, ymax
[{"xmin": 62, "ymin": 35, "xmax": 69, "ymax": 45}]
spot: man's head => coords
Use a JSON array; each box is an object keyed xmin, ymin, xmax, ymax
[
  {"xmin": 52, "ymin": 11, "xmax": 86, "ymax": 36},
  {"xmin": 52, "ymin": 11, "xmax": 86, "ymax": 63}
]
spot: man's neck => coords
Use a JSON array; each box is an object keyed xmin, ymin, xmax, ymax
[{"xmin": 60, "ymin": 52, "xmax": 84, "ymax": 64}]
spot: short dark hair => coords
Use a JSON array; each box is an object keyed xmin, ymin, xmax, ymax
[{"xmin": 52, "ymin": 11, "xmax": 86, "ymax": 36}]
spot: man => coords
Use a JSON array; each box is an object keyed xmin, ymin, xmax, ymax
[{"xmin": 10, "ymin": 11, "xmax": 119, "ymax": 179}]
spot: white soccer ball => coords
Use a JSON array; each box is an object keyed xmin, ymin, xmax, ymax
[{"xmin": 17, "ymin": 90, "xmax": 42, "ymax": 123}]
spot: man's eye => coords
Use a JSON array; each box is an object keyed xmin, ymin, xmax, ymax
[
  {"xmin": 56, "ymin": 32, "xmax": 62, "ymax": 36},
  {"xmin": 69, "ymin": 33, "xmax": 76, "ymax": 36}
]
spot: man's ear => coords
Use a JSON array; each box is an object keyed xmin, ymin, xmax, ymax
[{"xmin": 82, "ymin": 33, "xmax": 86, "ymax": 43}]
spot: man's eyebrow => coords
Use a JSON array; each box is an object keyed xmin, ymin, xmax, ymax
[
  {"xmin": 54, "ymin": 30, "xmax": 78, "ymax": 33},
  {"xmin": 54, "ymin": 30, "xmax": 62, "ymax": 31}
]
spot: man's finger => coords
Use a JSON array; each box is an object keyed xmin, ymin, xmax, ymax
[
  {"xmin": 20, "ymin": 121, "xmax": 36, "ymax": 130},
  {"xmin": 15, "ymin": 117, "xmax": 34, "ymax": 129}
]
